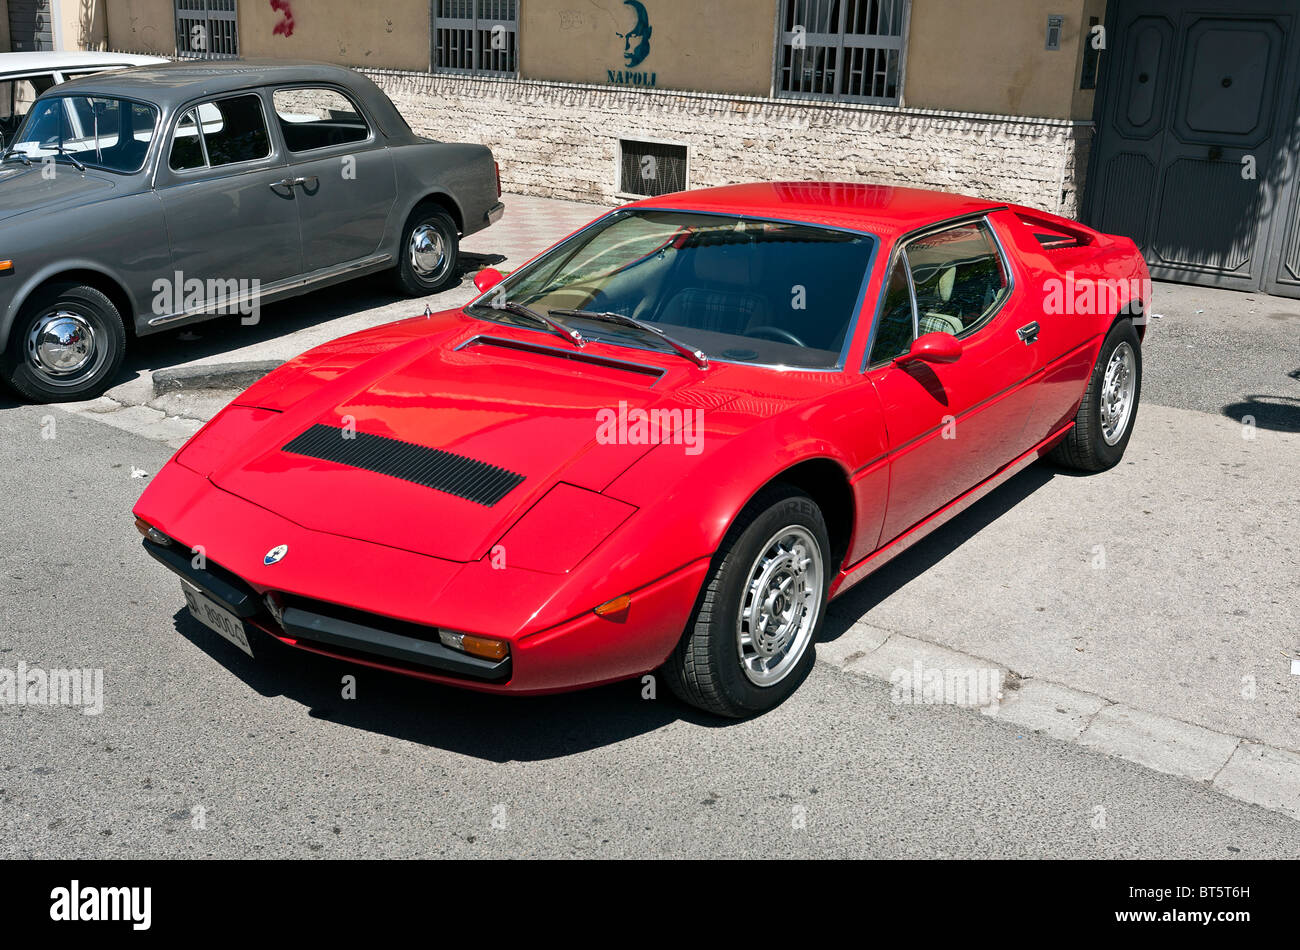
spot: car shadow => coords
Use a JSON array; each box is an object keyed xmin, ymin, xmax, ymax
[
  {"xmin": 171, "ymin": 607, "xmax": 719, "ymax": 762},
  {"xmin": 818, "ymin": 462, "xmax": 1057, "ymax": 643},
  {"xmin": 110, "ymin": 251, "xmax": 509, "ymax": 388}
]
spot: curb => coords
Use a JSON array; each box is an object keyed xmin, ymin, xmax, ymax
[
  {"xmin": 152, "ymin": 360, "xmax": 285, "ymax": 396},
  {"xmin": 819, "ymin": 623, "xmax": 1300, "ymax": 822}
]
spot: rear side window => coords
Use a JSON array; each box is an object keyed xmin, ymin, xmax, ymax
[
  {"xmin": 169, "ymin": 94, "xmax": 270, "ymax": 171},
  {"xmin": 272, "ymin": 87, "xmax": 369, "ymax": 151}
]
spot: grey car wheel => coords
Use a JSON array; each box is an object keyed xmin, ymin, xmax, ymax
[
  {"xmin": 3, "ymin": 283, "xmax": 126, "ymax": 403},
  {"xmin": 395, "ymin": 207, "xmax": 459, "ymax": 296}
]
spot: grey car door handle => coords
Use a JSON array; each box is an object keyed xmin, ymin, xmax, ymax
[
  {"xmin": 1017, "ymin": 321, "xmax": 1040, "ymax": 344},
  {"xmin": 269, "ymin": 176, "xmax": 318, "ymax": 191}
]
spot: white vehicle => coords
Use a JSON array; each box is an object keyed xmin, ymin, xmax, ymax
[{"xmin": 0, "ymin": 51, "xmax": 166, "ymax": 145}]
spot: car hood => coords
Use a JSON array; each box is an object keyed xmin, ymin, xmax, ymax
[
  {"xmin": 202, "ymin": 315, "xmax": 765, "ymax": 563},
  {"xmin": 0, "ymin": 163, "xmax": 119, "ymax": 219}
]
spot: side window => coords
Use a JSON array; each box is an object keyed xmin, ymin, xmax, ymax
[
  {"xmin": 170, "ymin": 94, "xmax": 270, "ymax": 172},
  {"xmin": 272, "ymin": 87, "xmax": 369, "ymax": 152},
  {"xmin": 169, "ymin": 109, "xmax": 205, "ymax": 170},
  {"xmin": 905, "ymin": 220, "xmax": 1009, "ymax": 338},
  {"xmin": 868, "ymin": 257, "xmax": 916, "ymax": 365}
]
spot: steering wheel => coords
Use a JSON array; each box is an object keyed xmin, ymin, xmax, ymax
[{"xmin": 745, "ymin": 326, "xmax": 806, "ymax": 348}]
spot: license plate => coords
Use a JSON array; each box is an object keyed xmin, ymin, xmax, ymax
[{"xmin": 182, "ymin": 582, "xmax": 254, "ymax": 657}]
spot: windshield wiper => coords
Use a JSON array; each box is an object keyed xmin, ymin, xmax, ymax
[
  {"xmin": 486, "ymin": 299, "xmax": 587, "ymax": 349},
  {"xmin": 549, "ymin": 309, "xmax": 709, "ymax": 368},
  {"xmin": 0, "ymin": 148, "xmax": 31, "ymax": 166},
  {"xmin": 49, "ymin": 145, "xmax": 85, "ymax": 171}
]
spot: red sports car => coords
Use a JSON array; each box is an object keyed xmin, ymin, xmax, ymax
[{"xmin": 133, "ymin": 183, "xmax": 1148, "ymax": 717}]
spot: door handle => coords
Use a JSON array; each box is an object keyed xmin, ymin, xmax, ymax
[
  {"xmin": 269, "ymin": 178, "xmax": 295, "ymax": 191},
  {"xmin": 291, "ymin": 175, "xmax": 318, "ymax": 188},
  {"xmin": 1017, "ymin": 321, "xmax": 1040, "ymax": 344}
]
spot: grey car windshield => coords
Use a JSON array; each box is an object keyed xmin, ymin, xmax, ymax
[
  {"xmin": 11, "ymin": 95, "xmax": 159, "ymax": 173},
  {"xmin": 467, "ymin": 209, "xmax": 876, "ymax": 368}
]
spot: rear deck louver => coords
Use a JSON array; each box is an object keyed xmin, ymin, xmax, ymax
[{"xmin": 282, "ymin": 424, "xmax": 524, "ymax": 507}]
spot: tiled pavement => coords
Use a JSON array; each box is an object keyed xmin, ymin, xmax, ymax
[{"xmin": 463, "ymin": 192, "xmax": 607, "ymax": 274}]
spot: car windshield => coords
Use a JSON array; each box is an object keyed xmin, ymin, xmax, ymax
[
  {"xmin": 466, "ymin": 209, "xmax": 876, "ymax": 368},
  {"xmin": 10, "ymin": 94, "xmax": 159, "ymax": 173}
]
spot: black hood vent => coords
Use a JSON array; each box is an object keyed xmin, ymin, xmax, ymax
[{"xmin": 282, "ymin": 424, "xmax": 524, "ymax": 507}]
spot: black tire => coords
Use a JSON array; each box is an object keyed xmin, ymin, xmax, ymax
[
  {"xmin": 663, "ymin": 484, "xmax": 831, "ymax": 718},
  {"xmin": 1047, "ymin": 318, "xmax": 1142, "ymax": 472},
  {"xmin": 394, "ymin": 206, "xmax": 460, "ymax": 296},
  {"xmin": 2, "ymin": 282, "xmax": 126, "ymax": 403}
]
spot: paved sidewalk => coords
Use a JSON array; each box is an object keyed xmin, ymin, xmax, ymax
[{"xmin": 43, "ymin": 192, "xmax": 1300, "ymax": 821}]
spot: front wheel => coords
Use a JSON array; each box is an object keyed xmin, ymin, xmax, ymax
[
  {"xmin": 1047, "ymin": 318, "xmax": 1142, "ymax": 472},
  {"xmin": 394, "ymin": 207, "xmax": 460, "ymax": 296},
  {"xmin": 663, "ymin": 485, "xmax": 830, "ymax": 718},
  {"xmin": 1, "ymin": 282, "xmax": 126, "ymax": 403}
]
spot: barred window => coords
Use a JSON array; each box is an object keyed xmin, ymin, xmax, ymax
[
  {"xmin": 433, "ymin": 0, "xmax": 519, "ymax": 75},
  {"xmin": 174, "ymin": 0, "xmax": 240, "ymax": 59},
  {"xmin": 776, "ymin": 0, "xmax": 907, "ymax": 104}
]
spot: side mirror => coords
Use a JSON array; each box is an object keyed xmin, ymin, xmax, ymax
[
  {"xmin": 895, "ymin": 331, "xmax": 962, "ymax": 365},
  {"xmin": 473, "ymin": 267, "xmax": 505, "ymax": 294}
]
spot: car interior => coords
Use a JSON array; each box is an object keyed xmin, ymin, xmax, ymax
[{"xmin": 521, "ymin": 214, "xmax": 877, "ymax": 367}]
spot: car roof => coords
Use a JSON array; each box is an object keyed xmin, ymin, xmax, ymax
[
  {"xmin": 625, "ymin": 182, "xmax": 1004, "ymax": 238},
  {"xmin": 0, "ymin": 51, "xmax": 166, "ymax": 75},
  {"xmin": 53, "ymin": 59, "xmax": 369, "ymax": 104}
]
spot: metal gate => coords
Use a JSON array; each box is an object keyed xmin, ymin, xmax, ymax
[
  {"xmin": 174, "ymin": 0, "xmax": 240, "ymax": 58},
  {"xmin": 7, "ymin": 0, "xmax": 53, "ymax": 52},
  {"xmin": 1086, "ymin": 0, "xmax": 1300, "ymax": 297}
]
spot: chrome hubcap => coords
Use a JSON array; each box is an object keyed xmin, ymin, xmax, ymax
[
  {"xmin": 1100, "ymin": 342, "xmax": 1136, "ymax": 445},
  {"xmin": 409, "ymin": 224, "xmax": 446, "ymax": 279},
  {"xmin": 736, "ymin": 525, "xmax": 823, "ymax": 687},
  {"xmin": 26, "ymin": 310, "xmax": 99, "ymax": 383}
]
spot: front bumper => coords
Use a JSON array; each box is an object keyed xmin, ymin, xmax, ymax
[
  {"xmin": 143, "ymin": 538, "xmax": 511, "ymax": 683},
  {"xmin": 136, "ymin": 461, "xmax": 709, "ymax": 695}
]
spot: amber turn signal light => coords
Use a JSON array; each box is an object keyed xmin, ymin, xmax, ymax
[
  {"xmin": 594, "ymin": 594, "xmax": 632, "ymax": 617},
  {"xmin": 439, "ymin": 629, "xmax": 509, "ymax": 661},
  {"xmin": 462, "ymin": 634, "xmax": 509, "ymax": 661}
]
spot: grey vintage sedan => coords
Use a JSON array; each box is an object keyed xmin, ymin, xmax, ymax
[{"xmin": 0, "ymin": 60, "xmax": 503, "ymax": 402}]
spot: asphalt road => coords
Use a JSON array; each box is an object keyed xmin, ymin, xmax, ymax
[{"xmin": 1, "ymin": 403, "xmax": 1298, "ymax": 858}]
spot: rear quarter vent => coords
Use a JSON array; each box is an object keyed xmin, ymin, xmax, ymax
[{"xmin": 1014, "ymin": 210, "xmax": 1097, "ymax": 250}]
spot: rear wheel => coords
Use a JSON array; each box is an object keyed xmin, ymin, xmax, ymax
[
  {"xmin": 663, "ymin": 485, "xmax": 830, "ymax": 718},
  {"xmin": 1047, "ymin": 318, "xmax": 1142, "ymax": 472},
  {"xmin": 394, "ymin": 206, "xmax": 460, "ymax": 296},
  {"xmin": 1, "ymin": 282, "xmax": 126, "ymax": 403}
]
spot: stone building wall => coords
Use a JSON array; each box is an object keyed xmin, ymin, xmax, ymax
[{"xmin": 367, "ymin": 69, "xmax": 1095, "ymax": 218}]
